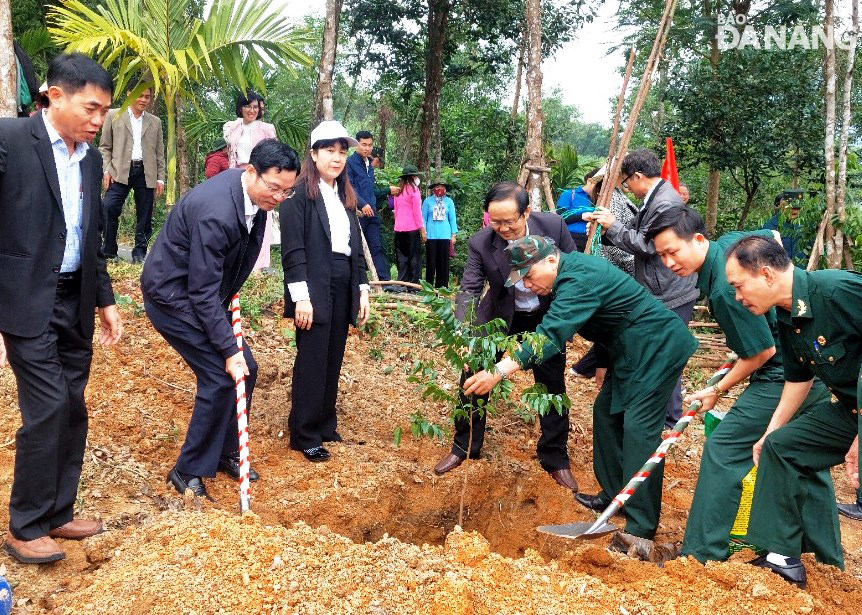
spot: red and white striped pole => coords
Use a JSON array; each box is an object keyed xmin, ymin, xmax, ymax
[
  {"xmin": 230, "ymin": 294, "xmax": 251, "ymax": 513},
  {"xmin": 582, "ymin": 355, "xmax": 737, "ymax": 535}
]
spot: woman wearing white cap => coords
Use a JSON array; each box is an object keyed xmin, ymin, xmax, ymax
[{"xmin": 280, "ymin": 120, "xmax": 371, "ymax": 462}]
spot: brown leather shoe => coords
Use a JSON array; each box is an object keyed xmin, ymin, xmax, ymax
[
  {"xmin": 48, "ymin": 519, "xmax": 103, "ymax": 540},
  {"xmin": 434, "ymin": 453, "xmax": 465, "ymax": 475},
  {"xmin": 549, "ymin": 468, "xmax": 578, "ymax": 491},
  {"xmin": 3, "ymin": 534, "xmax": 65, "ymax": 564}
]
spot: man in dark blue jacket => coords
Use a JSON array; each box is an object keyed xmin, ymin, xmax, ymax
[
  {"xmin": 141, "ymin": 139, "xmax": 299, "ymax": 500},
  {"xmin": 346, "ymin": 130, "xmax": 392, "ymax": 280}
]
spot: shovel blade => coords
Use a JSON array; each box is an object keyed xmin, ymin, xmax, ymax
[{"xmin": 536, "ymin": 521, "xmax": 618, "ymax": 540}]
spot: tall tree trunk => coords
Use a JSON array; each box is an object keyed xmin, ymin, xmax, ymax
[
  {"xmin": 176, "ymin": 95, "xmax": 190, "ymax": 196},
  {"xmin": 377, "ymin": 103, "xmax": 392, "ymax": 168},
  {"xmin": 313, "ymin": 0, "xmax": 343, "ymax": 127},
  {"xmin": 165, "ymin": 95, "xmax": 177, "ymax": 205},
  {"xmin": 834, "ymin": 0, "xmax": 858, "ymax": 268},
  {"xmin": 523, "ymin": 0, "xmax": 546, "ymax": 211},
  {"xmin": 191, "ymin": 139, "xmax": 200, "ymax": 187},
  {"xmin": 417, "ymin": 0, "xmax": 450, "ymax": 174},
  {"xmin": 511, "ymin": 29, "xmax": 525, "ymax": 121},
  {"xmin": 0, "ymin": 0, "xmax": 16, "ymax": 117},
  {"xmin": 821, "ymin": 0, "xmax": 838, "ymax": 268},
  {"xmin": 738, "ymin": 190, "xmax": 756, "ymax": 229},
  {"xmin": 704, "ymin": 0, "xmax": 720, "ymax": 236}
]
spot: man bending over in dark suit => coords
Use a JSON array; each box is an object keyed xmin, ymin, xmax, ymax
[
  {"xmin": 0, "ymin": 53, "xmax": 122, "ymax": 564},
  {"xmin": 433, "ymin": 181, "xmax": 579, "ymax": 492},
  {"xmin": 141, "ymin": 139, "xmax": 299, "ymax": 501}
]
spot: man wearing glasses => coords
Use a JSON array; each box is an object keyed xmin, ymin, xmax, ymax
[
  {"xmin": 432, "ymin": 181, "xmax": 580, "ymax": 492},
  {"xmin": 141, "ymin": 139, "xmax": 299, "ymax": 500},
  {"xmin": 584, "ymin": 148, "xmax": 698, "ymax": 431}
]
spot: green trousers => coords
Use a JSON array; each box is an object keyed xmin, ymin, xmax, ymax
[
  {"xmin": 681, "ymin": 380, "xmax": 843, "ymax": 567},
  {"xmin": 592, "ymin": 368, "xmax": 681, "ymax": 540},
  {"xmin": 746, "ymin": 398, "xmax": 857, "ymax": 569}
]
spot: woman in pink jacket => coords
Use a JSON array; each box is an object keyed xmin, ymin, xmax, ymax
[
  {"xmin": 392, "ymin": 165, "xmax": 425, "ymax": 285},
  {"xmin": 223, "ymin": 90, "xmax": 277, "ymax": 271}
]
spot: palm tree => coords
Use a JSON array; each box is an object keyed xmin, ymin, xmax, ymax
[{"xmin": 47, "ymin": 0, "xmax": 312, "ymax": 203}]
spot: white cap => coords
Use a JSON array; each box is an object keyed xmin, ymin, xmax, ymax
[
  {"xmin": 39, "ymin": 82, "xmax": 48, "ymax": 93},
  {"xmin": 309, "ymin": 120, "xmax": 358, "ymax": 148}
]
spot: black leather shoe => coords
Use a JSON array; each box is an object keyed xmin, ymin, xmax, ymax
[
  {"xmin": 301, "ymin": 446, "xmax": 330, "ymax": 462},
  {"xmin": 217, "ymin": 455, "xmax": 260, "ymax": 482},
  {"xmin": 575, "ymin": 492, "xmax": 611, "ymax": 512},
  {"xmin": 167, "ymin": 467, "xmax": 213, "ymax": 501},
  {"xmin": 749, "ymin": 555, "xmax": 807, "ymax": 589},
  {"xmin": 837, "ymin": 501, "xmax": 862, "ymax": 521}
]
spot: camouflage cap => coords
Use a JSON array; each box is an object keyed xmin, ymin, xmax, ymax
[{"xmin": 504, "ymin": 235, "xmax": 556, "ymax": 287}]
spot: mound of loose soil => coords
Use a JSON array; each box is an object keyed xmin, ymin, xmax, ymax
[{"xmin": 1, "ymin": 264, "xmax": 861, "ymax": 612}]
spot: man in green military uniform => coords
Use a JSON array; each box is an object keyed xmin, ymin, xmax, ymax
[
  {"xmin": 723, "ymin": 235, "xmax": 862, "ymax": 588},
  {"xmin": 648, "ymin": 207, "xmax": 841, "ymax": 568},
  {"xmin": 463, "ymin": 235, "xmax": 698, "ymax": 541}
]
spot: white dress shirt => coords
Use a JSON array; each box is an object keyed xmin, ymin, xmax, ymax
[
  {"xmin": 507, "ymin": 221, "xmax": 541, "ymax": 312},
  {"xmin": 240, "ymin": 172, "xmax": 259, "ymax": 232},
  {"xmin": 643, "ymin": 179, "xmax": 661, "ymax": 208},
  {"xmin": 236, "ymin": 121, "xmax": 257, "ymax": 166},
  {"xmin": 128, "ymin": 107, "xmax": 144, "ymax": 161}
]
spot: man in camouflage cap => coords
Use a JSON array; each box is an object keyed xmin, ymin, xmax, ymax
[{"xmin": 464, "ymin": 235, "xmax": 698, "ymax": 543}]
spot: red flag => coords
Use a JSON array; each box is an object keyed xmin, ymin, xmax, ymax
[{"xmin": 661, "ymin": 137, "xmax": 680, "ymax": 191}]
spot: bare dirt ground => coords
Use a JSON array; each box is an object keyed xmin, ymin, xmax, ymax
[{"xmin": 0, "ymin": 264, "xmax": 861, "ymax": 613}]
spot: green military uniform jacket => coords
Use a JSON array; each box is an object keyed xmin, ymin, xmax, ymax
[
  {"xmin": 515, "ymin": 250, "xmax": 698, "ymax": 411},
  {"xmin": 778, "ymin": 268, "xmax": 862, "ymax": 413},
  {"xmin": 697, "ymin": 231, "xmax": 783, "ymax": 373}
]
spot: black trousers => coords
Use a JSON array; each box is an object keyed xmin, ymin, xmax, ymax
[
  {"xmin": 103, "ymin": 163, "xmax": 155, "ymax": 260},
  {"xmin": 359, "ymin": 215, "xmax": 390, "ymax": 281},
  {"xmin": 2, "ymin": 281, "xmax": 92, "ymax": 540},
  {"xmin": 665, "ymin": 299, "xmax": 695, "ymax": 425},
  {"xmin": 425, "ymin": 238, "xmax": 451, "ymax": 288},
  {"xmin": 289, "ymin": 255, "xmax": 352, "ymax": 450},
  {"xmin": 572, "ymin": 345, "xmax": 598, "ymax": 378},
  {"xmin": 570, "ymin": 232, "xmax": 588, "ymax": 253},
  {"xmin": 145, "ymin": 300, "xmax": 258, "ymax": 477},
  {"xmin": 394, "ymin": 230, "xmax": 422, "ymax": 284},
  {"xmin": 451, "ymin": 310, "xmax": 570, "ymax": 471}
]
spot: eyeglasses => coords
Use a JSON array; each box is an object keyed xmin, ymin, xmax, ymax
[
  {"xmin": 259, "ymin": 175, "xmax": 293, "ymax": 199},
  {"xmin": 488, "ymin": 213, "xmax": 524, "ymax": 229},
  {"xmin": 242, "ymin": 104, "xmax": 260, "ymax": 111},
  {"xmin": 621, "ymin": 173, "xmax": 635, "ymax": 188}
]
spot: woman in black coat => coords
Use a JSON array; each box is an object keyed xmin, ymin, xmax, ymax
[{"xmin": 280, "ymin": 120, "xmax": 370, "ymax": 462}]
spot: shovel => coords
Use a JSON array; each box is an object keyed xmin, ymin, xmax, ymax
[{"xmin": 538, "ymin": 355, "xmax": 737, "ymax": 540}]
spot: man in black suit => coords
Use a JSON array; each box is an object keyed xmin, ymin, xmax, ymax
[
  {"xmin": 141, "ymin": 139, "xmax": 299, "ymax": 500},
  {"xmin": 0, "ymin": 54, "xmax": 121, "ymax": 564},
  {"xmin": 433, "ymin": 181, "xmax": 579, "ymax": 491}
]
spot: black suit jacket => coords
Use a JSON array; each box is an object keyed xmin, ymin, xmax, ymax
[
  {"xmin": 455, "ymin": 211, "xmax": 577, "ymax": 327},
  {"xmin": 280, "ymin": 178, "xmax": 368, "ymax": 325},
  {"xmin": 141, "ymin": 169, "xmax": 265, "ymax": 359},
  {"xmin": 0, "ymin": 113, "xmax": 114, "ymax": 338}
]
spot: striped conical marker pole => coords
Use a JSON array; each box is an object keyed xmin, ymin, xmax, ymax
[
  {"xmin": 230, "ymin": 294, "xmax": 251, "ymax": 513},
  {"xmin": 583, "ymin": 355, "xmax": 737, "ymax": 536}
]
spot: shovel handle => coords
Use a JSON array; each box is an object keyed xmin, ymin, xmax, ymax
[{"xmin": 594, "ymin": 355, "xmax": 737, "ymax": 526}]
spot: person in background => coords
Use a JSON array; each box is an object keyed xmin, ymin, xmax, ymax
[
  {"xmin": 29, "ymin": 82, "xmax": 49, "ymax": 116},
  {"xmin": 422, "ymin": 181, "xmax": 458, "ymax": 288},
  {"xmin": 678, "ymin": 182, "xmax": 690, "ymax": 204},
  {"xmin": 281, "ymin": 121, "xmax": 371, "ymax": 463},
  {"xmin": 555, "ymin": 174, "xmax": 596, "ymax": 251},
  {"xmin": 570, "ymin": 166, "xmax": 637, "ymax": 379},
  {"xmin": 0, "ymin": 53, "xmax": 121, "ymax": 564},
  {"xmin": 204, "ymin": 138, "xmax": 230, "ymax": 179},
  {"xmin": 346, "ymin": 130, "xmax": 392, "ymax": 282},
  {"xmin": 585, "ymin": 148, "xmax": 699, "ymax": 428},
  {"xmin": 143, "ymin": 139, "xmax": 299, "ymax": 500},
  {"xmin": 392, "ymin": 165, "xmax": 425, "ymax": 285},
  {"xmin": 99, "ymin": 85, "xmax": 166, "ymax": 264},
  {"xmin": 223, "ymin": 90, "xmax": 276, "ymax": 272},
  {"xmin": 762, "ymin": 191, "xmax": 807, "ymax": 264}
]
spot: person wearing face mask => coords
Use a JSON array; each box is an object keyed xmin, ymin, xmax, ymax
[
  {"xmin": 281, "ymin": 121, "xmax": 371, "ymax": 463},
  {"xmin": 392, "ymin": 165, "xmax": 425, "ymax": 286},
  {"xmin": 224, "ymin": 90, "xmax": 277, "ymax": 272},
  {"xmin": 422, "ymin": 181, "xmax": 458, "ymax": 288}
]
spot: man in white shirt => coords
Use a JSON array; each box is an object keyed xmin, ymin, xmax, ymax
[{"xmin": 99, "ymin": 86, "xmax": 166, "ymax": 263}]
